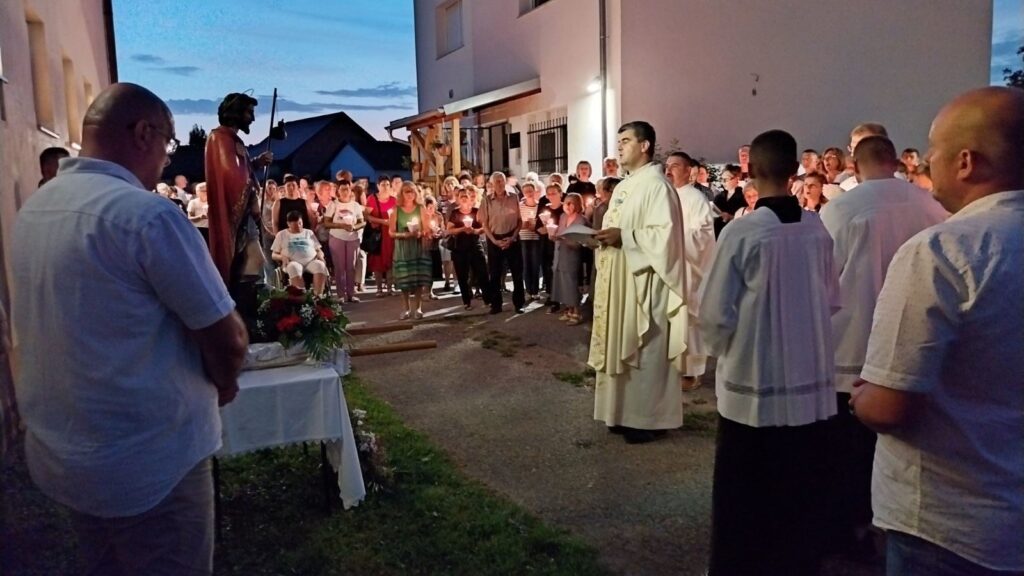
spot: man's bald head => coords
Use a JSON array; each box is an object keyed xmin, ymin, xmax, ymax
[
  {"xmin": 83, "ymin": 83, "xmax": 172, "ymax": 134},
  {"xmin": 81, "ymin": 83, "xmax": 175, "ymax": 190},
  {"xmin": 927, "ymin": 87, "xmax": 1024, "ymax": 212}
]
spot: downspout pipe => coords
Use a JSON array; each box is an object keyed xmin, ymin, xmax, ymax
[{"xmin": 599, "ymin": 0, "xmax": 608, "ymax": 159}]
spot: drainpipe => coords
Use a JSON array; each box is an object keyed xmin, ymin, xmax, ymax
[{"xmin": 599, "ymin": 0, "xmax": 608, "ymax": 159}]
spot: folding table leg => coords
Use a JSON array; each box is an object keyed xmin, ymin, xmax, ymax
[
  {"xmin": 213, "ymin": 456, "xmax": 223, "ymax": 542},
  {"xmin": 320, "ymin": 442, "xmax": 334, "ymax": 513}
]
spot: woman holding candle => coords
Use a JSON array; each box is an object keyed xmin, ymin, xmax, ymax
[
  {"xmin": 323, "ymin": 179, "xmax": 365, "ymax": 303},
  {"xmin": 446, "ymin": 186, "xmax": 490, "ymax": 310},
  {"xmin": 365, "ymin": 175, "xmax": 397, "ymax": 297},
  {"xmin": 389, "ymin": 181, "xmax": 432, "ymax": 319},
  {"xmin": 552, "ymin": 192, "xmax": 587, "ymax": 325},
  {"xmin": 518, "ymin": 181, "xmax": 543, "ymax": 300},
  {"xmin": 423, "ymin": 195, "xmax": 445, "ymax": 299},
  {"xmin": 537, "ymin": 183, "xmax": 564, "ymax": 310}
]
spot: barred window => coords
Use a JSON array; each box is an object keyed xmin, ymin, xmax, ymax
[{"xmin": 528, "ymin": 117, "xmax": 567, "ymax": 175}]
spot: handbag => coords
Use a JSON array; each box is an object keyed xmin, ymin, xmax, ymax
[{"xmin": 360, "ymin": 196, "xmax": 383, "ymax": 255}]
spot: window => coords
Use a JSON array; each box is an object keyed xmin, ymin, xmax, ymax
[
  {"xmin": 528, "ymin": 117, "xmax": 567, "ymax": 174},
  {"xmin": 436, "ymin": 0, "xmax": 463, "ymax": 58},
  {"xmin": 62, "ymin": 58, "xmax": 81, "ymax": 144},
  {"xmin": 519, "ymin": 0, "xmax": 553, "ymax": 16},
  {"xmin": 26, "ymin": 15, "xmax": 58, "ymax": 136}
]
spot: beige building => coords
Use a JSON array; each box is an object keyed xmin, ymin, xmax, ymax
[{"xmin": 0, "ymin": 0, "xmax": 117, "ymax": 456}]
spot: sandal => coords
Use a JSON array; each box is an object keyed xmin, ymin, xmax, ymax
[{"xmin": 399, "ymin": 310, "xmax": 410, "ymax": 320}]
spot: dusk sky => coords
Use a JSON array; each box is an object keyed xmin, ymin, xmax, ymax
[{"xmin": 112, "ymin": 1, "xmax": 1021, "ymax": 144}]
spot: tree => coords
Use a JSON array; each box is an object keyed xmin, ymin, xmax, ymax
[
  {"xmin": 1004, "ymin": 44, "xmax": 1024, "ymax": 89},
  {"xmin": 188, "ymin": 124, "xmax": 208, "ymax": 147}
]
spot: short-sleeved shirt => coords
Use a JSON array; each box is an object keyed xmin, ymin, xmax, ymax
[
  {"xmin": 863, "ymin": 190, "xmax": 1024, "ymax": 571},
  {"xmin": 324, "ymin": 200, "xmax": 363, "ymax": 242},
  {"xmin": 271, "ymin": 228, "xmax": 321, "ymax": 265},
  {"xmin": 478, "ymin": 193, "xmax": 520, "ymax": 236},
  {"xmin": 12, "ymin": 157, "xmax": 235, "ymax": 518}
]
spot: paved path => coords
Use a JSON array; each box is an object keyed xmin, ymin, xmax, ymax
[{"xmin": 344, "ymin": 285, "xmax": 720, "ymax": 576}]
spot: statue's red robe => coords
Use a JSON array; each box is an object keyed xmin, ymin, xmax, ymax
[{"xmin": 204, "ymin": 126, "xmax": 253, "ymax": 285}]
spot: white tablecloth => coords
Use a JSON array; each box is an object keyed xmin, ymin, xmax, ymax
[{"xmin": 219, "ymin": 362, "xmax": 366, "ymax": 509}]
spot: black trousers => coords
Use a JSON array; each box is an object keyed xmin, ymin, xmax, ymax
[
  {"xmin": 487, "ymin": 238, "xmax": 525, "ymax": 311},
  {"xmin": 541, "ymin": 236, "xmax": 556, "ymax": 293},
  {"xmin": 831, "ymin": 393, "xmax": 877, "ymax": 533},
  {"xmin": 452, "ymin": 247, "xmax": 489, "ymax": 306},
  {"xmin": 709, "ymin": 415, "xmax": 833, "ymax": 576},
  {"xmin": 521, "ymin": 239, "xmax": 542, "ymax": 296}
]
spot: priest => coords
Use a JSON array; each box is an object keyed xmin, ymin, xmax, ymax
[
  {"xmin": 663, "ymin": 151, "xmax": 716, "ymax": 390},
  {"xmin": 205, "ymin": 92, "xmax": 273, "ymax": 322},
  {"xmin": 590, "ymin": 121, "xmax": 688, "ymax": 444}
]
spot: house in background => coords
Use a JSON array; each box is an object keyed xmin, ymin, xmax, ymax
[
  {"xmin": 0, "ymin": 0, "xmax": 117, "ymax": 457},
  {"xmin": 163, "ymin": 111, "xmax": 411, "ymax": 188},
  {"xmin": 392, "ymin": 0, "xmax": 992, "ymax": 180},
  {"xmin": 248, "ymin": 111, "xmax": 410, "ymax": 183}
]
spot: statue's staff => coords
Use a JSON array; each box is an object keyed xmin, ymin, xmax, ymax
[{"xmin": 260, "ymin": 88, "xmax": 286, "ymax": 211}]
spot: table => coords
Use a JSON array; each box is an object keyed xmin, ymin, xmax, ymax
[{"xmin": 218, "ymin": 361, "xmax": 366, "ymax": 510}]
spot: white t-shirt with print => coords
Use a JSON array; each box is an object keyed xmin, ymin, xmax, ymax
[
  {"xmin": 271, "ymin": 228, "xmax": 321, "ymax": 265},
  {"xmin": 324, "ymin": 200, "xmax": 363, "ymax": 242}
]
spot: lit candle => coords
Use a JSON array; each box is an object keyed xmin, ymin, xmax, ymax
[
  {"xmin": 586, "ymin": 197, "xmax": 595, "ymax": 207},
  {"xmin": 462, "ymin": 216, "xmax": 473, "ymax": 227},
  {"xmin": 540, "ymin": 210, "xmax": 551, "ymax": 224},
  {"xmin": 407, "ymin": 217, "xmax": 420, "ymax": 232}
]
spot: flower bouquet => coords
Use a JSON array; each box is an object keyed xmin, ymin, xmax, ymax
[{"xmin": 255, "ymin": 286, "xmax": 349, "ymax": 361}]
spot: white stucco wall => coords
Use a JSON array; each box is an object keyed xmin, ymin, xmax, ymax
[
  {"xmin": 413, "ymin": 0, "xmax": 610, "ymax": 176},
  {"xmin": 619, "ymin": 0, "xmax": 993, "ymax": 162}
]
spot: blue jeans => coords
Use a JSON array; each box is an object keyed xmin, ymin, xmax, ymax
[
  {"xmin": 520, "ymin": 239, "xmax": 542, "ymax": 296},
  {"xmin": 887, "ymin": 531, "xmax": 1023, "ymax": 576}
]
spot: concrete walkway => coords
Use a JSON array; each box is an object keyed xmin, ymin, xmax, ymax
[{"xmin": 344, "ymin": 284, "xmax": 718, "ymax": 576}]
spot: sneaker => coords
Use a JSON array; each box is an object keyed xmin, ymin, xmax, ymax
[
  {"xmin": 515, "ymin": 307, "xmax": 526, "ymax": 314},
  {"xmin": 399, "ymin": 310, "xmax": 410, "ymax": 320},
  {"xmin": 414, "ymin": 310, "xmax": 424, "ymax": 319}
]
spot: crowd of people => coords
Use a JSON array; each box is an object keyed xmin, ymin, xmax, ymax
[{"xmin": 11, "ymin": 81, "xmax": 1023, "ymax": 576}]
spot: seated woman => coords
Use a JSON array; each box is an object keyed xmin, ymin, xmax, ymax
[{"xmin": 271, "ymin": 210, "xmax": 329, "ymax": 295}]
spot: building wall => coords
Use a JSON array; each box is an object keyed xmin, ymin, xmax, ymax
[
  {"xmin": 0, "ymin": 0, "xmax": 114, "ymax": 457},
  {"xmin": 413, "ymin": 0, "xmax": 610, "ymax": 177},
  {"xmin": 619, "ymin": 0, "xmax": 993, "ymax": 162},
  {"xmin": 0, "ymin": 0, "xmax": 113, "ymax": 302}
]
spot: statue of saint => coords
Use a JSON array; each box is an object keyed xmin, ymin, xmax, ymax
[{"xmin": 205, "ymin": 93, "xmax": 274, "ymax": 324}]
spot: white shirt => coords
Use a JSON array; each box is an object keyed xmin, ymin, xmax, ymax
[
  {"xmin": 323, "ymin": 200, "xmax": 363, "ymax": 242},
  {"xmin": 272, "ymin": 228, "xmax": 321, "ymax": 265},
  {"xmin": 820, "ymin": 178, "xmax": 948, "ymax": 392},
  {"xmin": 863, "ymin": 190, "xmax": 1024, "ymax": 571},
  {"xmin": 12, "ymin": 157, "xmax": 234, "ymax": 517},
  {"xmin": 187, "ymin": 197, "xmax": 209, "ymax": 228},
  {"xmin": 700, "ymin": 204, "xmax": 839, "ymax": 427}
]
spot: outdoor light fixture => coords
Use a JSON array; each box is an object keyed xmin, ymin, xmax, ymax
[{"xmin": 586, "ymin": 77, "xmax": 601, "ymax": 94}]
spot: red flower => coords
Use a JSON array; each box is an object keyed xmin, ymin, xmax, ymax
[
  {"xmin": 276, "ymin": 314, "xmax": 301, "ymax": 332},
  {"xmin": 318, "ymin": 306, "xmax": 335, "ymax": 321}
]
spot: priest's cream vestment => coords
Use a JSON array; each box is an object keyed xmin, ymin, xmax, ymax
[
  {"xmin": 589, "ymin": 162, "xmax": 688, "ymax": 429},
  {"xmin": 675, "ymin": 184, "xmax": 717, "ymax": 378}
]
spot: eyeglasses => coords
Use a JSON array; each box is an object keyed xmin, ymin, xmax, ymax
[{"xmin": 128, "ymin": 121, "xmax": 179, "ymax": 155}]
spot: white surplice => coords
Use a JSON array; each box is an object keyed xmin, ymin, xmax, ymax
[
  {"xmin": 590, "ymin": 162, "xmax": 688, "ymax": 429},
  {"xmin": 820, "ymin": 178, "xmax": 948, "ymax": 392},
  {"xmin": 699, "ymin": 206, "xmax": 840, "ymax": 427},
  {"xmin": 675, "ymin": 184, "xmax": 717, "ymax": 377}
]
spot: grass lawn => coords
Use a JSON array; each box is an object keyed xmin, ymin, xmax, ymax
[{"xmin": 1, "ymin": 375, "xmax": 608, "ymax": 575}]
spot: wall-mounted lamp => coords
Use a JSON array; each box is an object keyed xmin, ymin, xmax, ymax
[{"xmin": 586, "ymin": 77, "xmax": 601, "ymax": 94}]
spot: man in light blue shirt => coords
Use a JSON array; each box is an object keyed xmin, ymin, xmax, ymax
[{"xmin": 12, "ymin": 83, "xmax": 248, "ymax": 575}]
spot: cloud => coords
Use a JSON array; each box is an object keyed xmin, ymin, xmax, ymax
[
  {"xmin": 166, "ymin": 97, "xmax": 412, "ymax": 116},
  {"xmin": 315, "ymin": 82, "xmax": 416, "ymax": 99},
  {"xmin": 131, "ymin": 53, "xmax": 166, "ymax": 64},
  {"xmin": 154, "ymin": 66, "xmax": 201, "ymax": 77}
]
